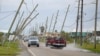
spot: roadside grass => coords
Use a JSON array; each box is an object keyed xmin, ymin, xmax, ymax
[
  {"xmin": 39, "ymin": 37, "xmax": 46, "ymax": 43},
  {"xmin": 0, "ymin": 41, "xmax": 20, "ymax": 56},
  {"xmin": 80, "ymin": 43, "xmax": 100, "ymax": 53}
]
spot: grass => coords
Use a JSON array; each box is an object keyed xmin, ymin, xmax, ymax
[
  {"xmin": 0, "ymin": 41, "xmax": 20, "ymax": 56},
  {"xmin": 39, "ymin": 37, "xmax": 46, "ymax": 43},
  {"xmin": 80, "ymin": 43, "xmax": 100, "ymax": 53}
]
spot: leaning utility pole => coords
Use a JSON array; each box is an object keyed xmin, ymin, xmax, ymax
[
  {"xmin": 13, "ymin": 12, "xmax": 24, "ymax": 41},
  {"xmin": 7, "ymin": 0, "xmax": 24, "ymax": 38},
  {"xmin": 48, "ymin": 14, "xmax": 54, "ymax": 32},
  {"xmin": 61, "ymin": 5, "xmax": 70, "ymax": 32},
  {"xmin": 21, "ymin": 13, "xmax": 39, "ymax": 32},
  {"xmin": 52, "ymin": 10, "xmax": 59, "ymax": 32},
  {"xmin": 94, "ymin": 0, "xmax": 98, "ymax": 49},
  {"xmin": 13, "ymin": 4, "xmax": 38, "ymax": 41},
  {"xmin": 45, "ymin": 17, "xmax": 48, "ymax": 34},
  {"xmin": 18, "ymin": 4, "xmax": 38, "ymax": 33},
  {"xmin": 80, "ymin": 0, "xmax": 84, "ymax": 46},
  {"xmin": 15, "ymin": 11, "xmax": 24, "ymax": 33},
  {"xmin": 75, "ymin": 0, "xmax": 81, "ymax": 44}
]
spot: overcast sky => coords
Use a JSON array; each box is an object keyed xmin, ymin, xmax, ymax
[{"xmin": 0, "ymin": 0, "xmax": 100, "ymax": 34}]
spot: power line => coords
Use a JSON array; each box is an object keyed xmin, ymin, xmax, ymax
[
  {"xmin": 0, "ymin": 12, "xmax": 15, "ymax": 21},
  {"xmin": 64, "ymin": 22, "xmax": 76, "ymax": 27},
  {"xmin": 59, "ymin": 17, "xmax": 99, "ymax": 28},
  {"xmin": 7, "ymin": 0, "xmax": 24, "ymax": 38},
  {"xmin": 24, "ymin": 1, "xmax": 30, "ymax": 13},
  {"xmin": 81, "ymin": 18, "xmax": 100, "ymax": 22},
  {"xmin": 0, "ymin": 10, "xmax": 16, "ymax": 13},
  {"xmin": 31, "ymin": 0, "xmax": 34, "ymax": 6},
  {"xmin": 83, "ymin": 18, "xmax": 94, "ymax": 22}
]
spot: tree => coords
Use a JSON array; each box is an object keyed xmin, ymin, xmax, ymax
[
  {"xmin": 60, "ymin": 31, "xmax": 73, "ymax": 43},
  {"xmin": 31, "ymin": 31, "xmax": 38, "ymax": 36}
]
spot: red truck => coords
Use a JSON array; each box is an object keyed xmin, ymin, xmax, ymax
[{"xmin": 45, "ymin": 36, "xmax": 66, "ymax": 48}]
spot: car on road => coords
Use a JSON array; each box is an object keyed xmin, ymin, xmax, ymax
[
  {"xmin": 23, "ymin": 37, "xmax": 29, "ymax": 42},
  {"xmin": 46, "ymin": 36, "xmax": 66, "ymax": 48},
  {"xmin": 28, "ymin": 36, "xmax": 39, "ymax": 47}
]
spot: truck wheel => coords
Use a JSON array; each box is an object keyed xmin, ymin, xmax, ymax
[
  {"xmin": 46, "ymin": 44, "xmax": 48, "ymax": 47},
  {"xmin": 28, "ymin": 44, "xmax": 30, "ymax": 47},
  {"xmin": 37, "ymin": 44, "xmax": 39, "ymax": 47}
]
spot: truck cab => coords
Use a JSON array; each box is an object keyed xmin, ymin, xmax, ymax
[{"xmin": 46, "ymin": 36, "xmax": 66, "ymax": 48}]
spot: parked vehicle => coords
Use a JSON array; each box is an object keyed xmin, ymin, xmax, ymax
[
  {"xmin": 28, "ymin": 36, "xmax": 39, "ymax": 47},
  {"xmin": 23, "ymin": 37, "xmax": 29, "ymax": 42},
  {"xmin": 46, "ymin": 36, "xmax": 66, "ymax": 47}
]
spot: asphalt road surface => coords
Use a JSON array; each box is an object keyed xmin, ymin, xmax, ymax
[{"xmin": 22, "ymin": 41, "xmax": 100, "ymax": 56}]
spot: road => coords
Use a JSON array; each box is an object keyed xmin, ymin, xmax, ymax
[{"xmin": 22, "ymin": 41, "xmax": 100, "ymax": 56}]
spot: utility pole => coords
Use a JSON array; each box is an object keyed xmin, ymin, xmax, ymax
[
  {"xmin": 49, "ymin": 14, "xmax": 54, "ymax": 32},
  {"xmin": 7, "ymin": 0, "xmax": 24, "ymax": 38},
  {"xmin": 18, "ymin": 4, "xmax": 38, "ymax": 33},
  {"xmin": 61, "ymin": 5, "xmax": 70, "ymax": 32},
  {"xmin": 75, "ymin": 0, "xmax": 80, "ymax": 44},
  {"xmin": 13, "ymin": 4, "xmax": 38, "ymax": 41},
  {"xmin": 80, "ymin": 0, "xmax": 84, "ymax": 46},
  {"xmin": 15, "ymin": 11, "xmax": 24, "ymax": 33},
  {"xmin": 52, "ymin": 10, "xmax": 59, "ymax": 33},
  {"xmin": 13, "ymin": 12, "xmax": 24, "ymax": 40},
  {"xmin": 45, "ymin": 17, "xmax": 48, "ymax": 34},
  {"xmin": 19, "ymin": 13, "xmax": 39, "ymax": 34},
  {"xmin": 22, "ymin": 13, "xmax": 39, "ymax": 31},
  {"xmin": 94, "ymin": 0, "xmax": 98, "ymax": 49}
]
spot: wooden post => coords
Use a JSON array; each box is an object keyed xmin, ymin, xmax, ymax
[
  {"xmin": 94, "ymin": 0, "xmax": 98, "ymax": 49},
  {"xmin": 80, "ymin": 0, "xmax": 84, "ymax": 46},
  {"xmin": 75, "ymin": 0, "xmax": 80, "ymax": 44}
]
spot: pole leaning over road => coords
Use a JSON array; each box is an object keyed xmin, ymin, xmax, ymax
[
  {"xmin": 7, "ymin": 0, "xmax": 24, "ymax": 39},
  {"xmin": 21, "ymin": 13, "xmax": 39, "ymax": 33},
  {"xmin": 48, "ymin": 14, "xmax": 54, "ymax": 32},
  {"xmin": 52, "ymin": 10, "xmax": 59, "ymax": 33},
  {"xmin": 18, "ymin": 4, "xmax": 38, "ymax": 33},
  {"xmin": 15, "ymin": 11, "xmax": 24, "ymax": 33},
  {"xmin": 20, "ymin": 4, "xmax": 38, "ymax": 30},
  {"xmin": 60, "ymin": 5, "xmax": 70, "ymax": 32},
  {"xmin": 45, "ymin": 17, "xmax": 48, "ymax": 34}
]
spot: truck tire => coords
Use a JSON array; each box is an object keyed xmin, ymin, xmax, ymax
[
  {"xmin": 46, "ymin": 44, "xmax": 48, "ymax": 47},
  {"xmin": 28, "ymin": 44, "xmax": 30, "ymax": 47},
  {"xmin": 37, "ymin": 44, "xmax": 39, "ymax": 47}
]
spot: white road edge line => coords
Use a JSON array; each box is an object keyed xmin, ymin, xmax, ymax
[
  {"xmin": 28, "ymin": 49, "xmax": 36, "ymax": 56},
  {"xmin": 22, "ymin": 41, "xmax": 37, "ymax": 56}
]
